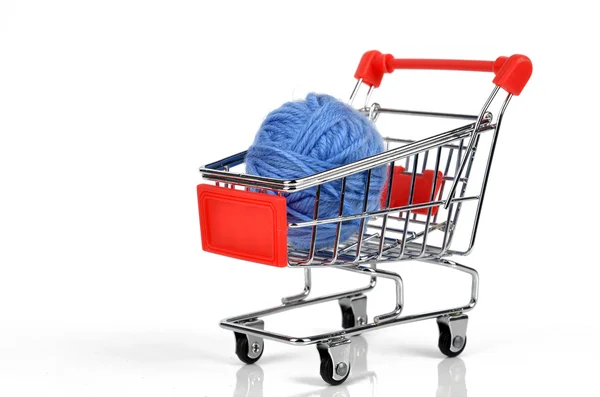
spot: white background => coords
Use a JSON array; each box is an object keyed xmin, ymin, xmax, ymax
[{"xmin": 1, "ymin": 1, "xmax": 598, "ymax": 396}]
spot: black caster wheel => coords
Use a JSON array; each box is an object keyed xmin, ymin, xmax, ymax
[
  {"xmin": 438, "ymin": 328, "xmax": 467, "ymax": 358},
  {"xmin": 341, "ymin": 307, "xmax": 356, "ymax": 329},
  {"xmin": 339, "ymin": 294, "xmax": 368, "ymax": 329},
  {"xmin": 234, "ymin": 332, "xmax": 263, "ymax": 364},
  {"xmin": 319, "ymin": 353, "xmax": 351, "ymax": 386}
]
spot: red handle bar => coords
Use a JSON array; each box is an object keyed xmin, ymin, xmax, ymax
[{"xmin": 354, "ymin": 50, "xmax": 532, "ymax": 96}]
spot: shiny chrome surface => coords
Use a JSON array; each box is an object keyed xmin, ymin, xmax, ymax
[
  {"xmin": 220, "ymin": 258, "xmax": 478, "ymax": 346},
  {"xmin": 200, "ymin": 122, "xmax": 494, "ymax": 192},
  {"xmin": 363, "ymin": 106, "xmax": 478, "ymax": 120},
  {"xmin": 241, "ymin": 319, "xmax": 265, "ymax": 360},
  {"xmin": 460, "ymin": 93, "xmax": 513, "ymax": 255},
  {"xmin": 444, "ymin": 86, "xmax": 499, "ymax": 208},
  {"xmin": 281, "ymin": 268, "xmax": 311, "ymax": 304}
]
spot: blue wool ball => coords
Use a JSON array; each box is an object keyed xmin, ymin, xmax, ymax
[{"xmin": 245, "ymin": 93, "xmax": 386, "ymax": 250}]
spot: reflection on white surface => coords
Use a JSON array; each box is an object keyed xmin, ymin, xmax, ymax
[
  {"xmin": 232, "ymin": 337, "xmax": 468, "ymax": 397},
  {"xmin": 234, "ymin": 365, "xmax": 264, "ymax": 397},
  {"xmin": 436, "ymin": 358, "xmax": 467, "ymax": 397}
]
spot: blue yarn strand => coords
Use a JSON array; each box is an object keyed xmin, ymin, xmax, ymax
[{"xmin": 245, "ymin": 93, "xmax": 386, "ymax": 250}]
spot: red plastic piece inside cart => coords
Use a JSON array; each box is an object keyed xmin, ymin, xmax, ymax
[
  {"xmin": 197, "ymin": 184, "xmax": 288, "ymax": 267},
  {"xmin": 381, "ymin": 166, "xmax": 444, "ymax": 216}
]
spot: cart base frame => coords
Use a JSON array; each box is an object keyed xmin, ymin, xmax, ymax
[{"xmin": 220, "ymin": 257, "xmax": 478, "ymax": 385}]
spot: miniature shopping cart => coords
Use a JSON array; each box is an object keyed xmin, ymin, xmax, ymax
[{"xmin": 197, "ymin": 50, "xmax": 532, "ymax": 385}]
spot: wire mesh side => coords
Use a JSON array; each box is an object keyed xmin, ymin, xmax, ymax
[{"xmin": 284, "ymin": 129, "xmax": 492, "ymax": 266}]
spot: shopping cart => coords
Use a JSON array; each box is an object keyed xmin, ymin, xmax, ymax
[{"xmin": 197, "ymin": 50, "xmax": 532, "ymax": 385}]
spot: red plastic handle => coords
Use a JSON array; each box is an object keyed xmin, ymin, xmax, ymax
[{"xmin": 354, "ymin": 50, "xmax": 532, "ymax": 96}]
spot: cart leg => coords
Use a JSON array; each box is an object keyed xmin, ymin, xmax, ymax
[
  {"xmin": 281, "ymin": 268, "xmax": 312, "ymax": 304},
  {"xmin": 317, "ymin": 337, "xmax": 352, "ymax": 385},
  {"xmin": 234, "ymin": 319, "xmax": 265, "ymax": 364},
  {"xmin": 436, "ymin": 314, "xmax": 468, "ymax": 357},
  {"xmin": 339, "ymin": 294, "xmax": 368, "ymax": 329}
]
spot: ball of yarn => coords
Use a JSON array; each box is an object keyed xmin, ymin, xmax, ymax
[{"xmin": 245, "ymin": 93, "xmax": 386, "ymax": 250}]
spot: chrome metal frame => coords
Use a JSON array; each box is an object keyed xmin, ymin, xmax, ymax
[
  {"xmin": 200, "ymin": 77, "xmax": 514, "ymax": 384},
  {"xmin": 220, "ymin": 258, "xmax": 478, "ymax": 346}
]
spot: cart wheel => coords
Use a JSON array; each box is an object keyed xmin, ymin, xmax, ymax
[
  {"xmin": 438, "ymin": 326, "xmax": 467, "ymax": 357},
  {"xmin": 317, "ymin": 338, "xmax": 352, "ymax": 386},
  {"xmin": 339, "ymin": 294, "xmax": 368, "ymax": 329},
  {"xmin": 438, "ymin": 330, "xmax": 467, "ymax": 357},
  {"xmin": 320, "ymin": 353, "xmax": 351, "ymax": 386},
  {"xmin": 341, "ymin": 307, "xmax": 356, "ymax": 329},
  {"xmin": 234, "ymin": 332, "xmax": 263, "ymax": 364}
]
